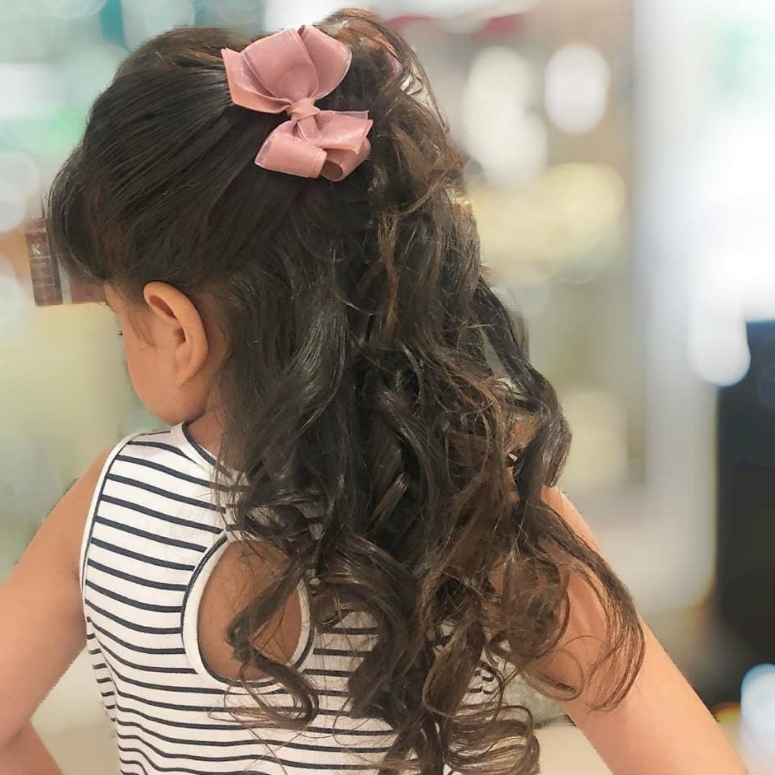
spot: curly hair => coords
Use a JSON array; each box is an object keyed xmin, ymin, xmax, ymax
[{"xmin": 48, "ymin": 10, "xmax": 644, "ymax": 773}]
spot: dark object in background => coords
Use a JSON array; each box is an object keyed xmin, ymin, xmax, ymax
[
  {"xmin": 716, "ymin": 320, "xmax": 775, "ymax": 698},
  {"xmin": 25, "ymin": 216, "xmax": 63, "ymax": 306},
  {"xmin": 23, "ymin": 216, "xmax": 105, "ymax": 306}
]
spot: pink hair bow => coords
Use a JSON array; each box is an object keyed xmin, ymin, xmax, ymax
[{"xmin": 221, "ymin": 26, "xmax": 373, "ymax": 182}]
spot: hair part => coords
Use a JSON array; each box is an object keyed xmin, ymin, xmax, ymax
[{"xmin": 48, "ymin": 9, "xmax": 644, "ymax": 774}]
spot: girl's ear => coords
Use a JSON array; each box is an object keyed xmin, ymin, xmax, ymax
[{"xmin": 142, "ymin": 282, "xmax": 210, "ymax": 386}]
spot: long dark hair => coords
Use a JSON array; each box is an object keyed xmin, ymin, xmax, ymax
[{"xmin": 48, "ymin": 10, "xmax": 643, "ymax": 774}]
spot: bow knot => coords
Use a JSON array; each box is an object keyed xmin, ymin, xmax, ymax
[
  {"xmin": 288, "ymin": 97, "xmax": 321, "ymax": 122},
  {"xmin": 221, "ymin": 26, "xmax": 373, "ymax": 182}
]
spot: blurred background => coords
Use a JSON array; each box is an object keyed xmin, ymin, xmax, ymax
[{"xmin": 0, "ymin": 0, "xmax": 774, "ymax": 761}]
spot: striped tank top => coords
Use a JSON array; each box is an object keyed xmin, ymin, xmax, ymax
[{"xmin": 80, "ymin": 424, "xmax": 496, "ymax": 775}]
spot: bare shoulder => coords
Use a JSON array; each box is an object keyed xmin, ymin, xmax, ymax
[
  {"xmin": 539, "ymin": 489, "xmax": 747, "ymax": 775},
  {"xmin": 0, "ymin": 448, "xmax": 112, "ymax": 745},
  {"xmin": 541, "ymin": 487, "xmax": 598, "ymax": 546},
  {"xmin": 42, "ymin": 448, "xmax": 113, "ymax": 580},
  {"xmin": 489, "ymin": 487, "xmax": 597, "ymax": 591}
]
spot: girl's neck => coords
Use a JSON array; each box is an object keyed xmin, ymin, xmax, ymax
[{"xmin": 186, "ymin": 410, "xmax": 223, "ymax": 461}]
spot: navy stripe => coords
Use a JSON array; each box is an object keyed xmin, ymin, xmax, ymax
[
  {"xmin": 86, "ymin": 579, "xmax": 182, "ymax": 614},
  {"xmin": 98, "ymin": 639, "xmax": 196, "ymax": 676},
  {"xmin": 114, "ymin": 684, "xmax": 347, "ymax": 718},
  {"xmin": 89, "ymin": 617, "xmax": 187, "ymax": 656},
  {"xmin": 88, "ymin": 559, "xmax": 188, "ymax": 592},
  {"xmin": 116, "ymin": 454, "xmax": 220, "ymax": 490},
  {"xmin": 94, "ymin": 515, "xmax": 207, "ymax": 553},
  {"xmin": 91, "ymin": 537, "xmax": 195, "ymax": 572},
  {"xmin": 116, "ymin": 718, "xmax": 393, "ymax": 754},
  {"xmin": 106, "ymin": 473, "xmax": 221, "ymax": 512},
  {"xmin": 466, "ymin": 686, "xmax": 496, "ymax": 696},
  {"xmin": 181, "ymin": 424, "xmax": 218, "ymax": 466},
  {"xmin": 117, "ymin": 737, "xmax": 382, "ymax": 771},
  {"xmin": 126, "ymin": 440, "xmax": 187, "ymax": 458},
  {"xmin": 304, "ymin": 668, "xmax": 353, "ymax": 679},
  {"xmin": 305, "ymin": 723, "xmax": 391, "ymax": 737},
  {"xmin": 117, "ymin": 746, "xmax": 244, "ymax": 775},
  {"xmin": 85, "ymin": 600, "xmax": 181, "ymax": 636},
  {"xmin": 112, "ymin": 700, "xmax": 390, "ymax": 737},
  {"xmin": 113, "ymin": 686, "xmax": 222, "ymax": 715},
  {"xmin": 107, "ymin": 662, "xmax": 226, "ymax": 696},
  {"xmin": 101, "ymin": 493, "xmax": 221, "ymax": 535},
  {"xmin": 313, "ymin": 647, "xmax": 370, "ymax": 658},
  {"xmin": 117, "ymin": 754, "xmax": 150, "ymax": 775},
  {"xmin": 254, "ymin": 683, "xmax": 350, "ymax": 699},
  {"xmin": 80, "ymin": 437, "xmax": 132, "ymax": 587},
  {"xmin": 111, "ymin": 701, "xmax": 242, "ymax": 732},
  {"xmin": 313, "ymin": 688, "xmax": 351, "ymax": 698},
  {"xmin": 117, "ymin": 719, "xmax": 257, "ymax": 748},
  {"xmin": 318, "ymin": 625, "xmax": 378, "ymax": 636}
]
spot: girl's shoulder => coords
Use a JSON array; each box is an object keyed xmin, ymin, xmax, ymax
[
  {"xmin": 54, "ymin": 448, "xmax": 117, "ymax": 584},
  {"xmin": 0, "ymin": 445, "xmax": 114, "ymax": 748}
]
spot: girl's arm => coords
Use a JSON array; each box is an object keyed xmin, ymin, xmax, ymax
[
  {"xmin": 0, "ymin": 451, "xmax": 109, "ymax": 774},
  {"xmin": 544, "ymin": 489, "xmax": 748, "ymax": 775},
  {"xmin": 0, "ymin": 724, "xmax": 64, "ymax": 775}
]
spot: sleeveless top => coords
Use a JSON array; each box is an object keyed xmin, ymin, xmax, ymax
[{"xmin": 80, "ymin": 425, "xmax": 497, "ymax": 775}]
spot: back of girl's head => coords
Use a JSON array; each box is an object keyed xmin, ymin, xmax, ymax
[
  {"xmin": 48, "ymin": 10, "xmax": 643, "ymax": 774},
  {"xmin": 50, "ymin": 12, "xmax": 463, "ymax": 305}
]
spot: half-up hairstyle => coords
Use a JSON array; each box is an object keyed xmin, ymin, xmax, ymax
[{"xmin": 48, "ymin": 9, "xmax": 644, "ymax": 774}]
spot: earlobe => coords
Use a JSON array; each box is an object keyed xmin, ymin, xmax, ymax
[{"xmin": 142, "ymin": 282, "xmax": 210, "ymax": 386}]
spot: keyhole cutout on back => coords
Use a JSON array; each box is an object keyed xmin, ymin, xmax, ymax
[{"xmin": 197, "ymin": 541, "xmax": 303, "ymax": 682}]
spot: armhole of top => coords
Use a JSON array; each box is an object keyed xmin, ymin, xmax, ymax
[{"xmin": 78, "ymin": 433, "xmax": 141, "ymax": 593}]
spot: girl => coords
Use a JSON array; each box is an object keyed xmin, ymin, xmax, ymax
[{"xmin": 0, "ymin": 10, "xmax": 748, "ymax": 775}]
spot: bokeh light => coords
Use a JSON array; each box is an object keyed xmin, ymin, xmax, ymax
[
  {"xmin": 26, "ymin": 0, "xmax": 109, "ymax": 20},
  {"xmin": 0, "ymin": 63, "xmax": 63, "ymax": 122},
  {"xmin": 205, "ymin": 0, "xmax": 265, "ymax": 26},
  {"xmin": 689, "ymin": 312, "xmax": 751, "ymax": 388},
  {"xmin": 545, "ymin": 43, "xmax": 612, "ymax": 135},
  {"xmin": 389, "ymin": 0, "xmax": 544, "ymax": 15},
  {"xmin": 689, "ymin": 248, "xmax": 775, "ymax": 386},
  {"xmin": 122, "ymin": 0, "xmax": 196, "ymax": 50},
  {"xmin": 0, "ymin": 185, "xmax": 28, "ymax": 235},
  {"xmin": 62, "ymin": 44, "xmax": 127, "ymax": 112},
  {"xmin": 462, "ymin": 47, "xmax": 547, "ymax": 187},
  {"xmin": 0, "ymin": 152, "xmax": 41, "ymax": 203},
  {"xmin": 740, "ymin": 664, "xmax": 775, "ymax": 766},
  {"xmin": 471, "ymin": 163, "xmax": 626, "ymax": 280},
  {"xmin": 0, "ymin": 151, "xmax": 40, "ymax": 243},
  {"xmin": 493, "ymin": 281, "xmax": 553, "ymax": 320},
  {"xmin": 263, "ymin": 0, "xmax": 345, "ymax": 30},
  {"xmin": 561, "ymin": 389, "xmax": 629, "ymax": 489},
  {"xmin": 0, "ymin": 2, "xmax": 58, "ymax": 60},
  {"xmin": 0, "ymin": 111, "xmax": 86, "ymax": 164}
]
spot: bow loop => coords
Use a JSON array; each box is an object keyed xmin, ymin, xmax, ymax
[{"xmin": 221, "ymin": 26, "xmax": 372, "ymax": 181}]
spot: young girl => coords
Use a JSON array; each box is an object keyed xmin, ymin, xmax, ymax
[{"xmin": 0, "ymin": 10, "xmax": 748, "ymax": 775}]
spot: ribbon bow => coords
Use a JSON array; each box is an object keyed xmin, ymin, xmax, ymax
[{"xmin": 221, "ymin": 26, "xmax": 373, "ymax": 182}]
